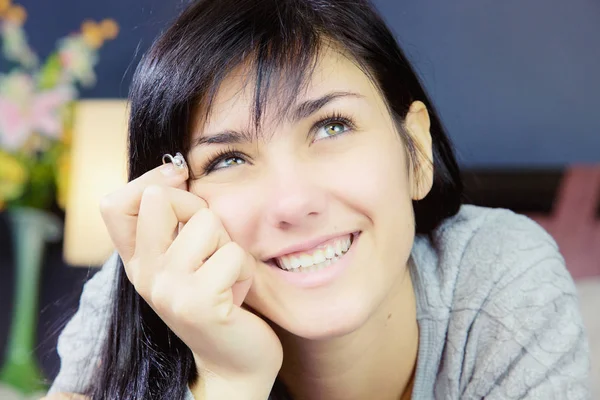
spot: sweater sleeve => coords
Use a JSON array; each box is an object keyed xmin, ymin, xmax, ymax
[
  {"xmin": 455, "ymin": 212, "xmax": 591, "ymax": 399},
  {"xmin": 48, "ymin": 253, "xmax": 119, "ymax": 395}
]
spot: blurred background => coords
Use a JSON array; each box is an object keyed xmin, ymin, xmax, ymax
[{"xmin": 0, "ymin": 0, "xmax": 598, "ymax": 397}]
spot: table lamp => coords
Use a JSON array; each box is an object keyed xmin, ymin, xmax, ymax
[{"xmin": 63, "ymin": 99, "xmax": 129, "ymax": 266}]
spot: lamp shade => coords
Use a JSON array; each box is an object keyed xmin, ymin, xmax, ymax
[{"xmin": 63, "ymin": 100, "xmax": 129, "ymax": 266}]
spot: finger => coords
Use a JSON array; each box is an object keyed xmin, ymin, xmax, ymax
[
  {"xmin": 194, "ymin": 242, "xmax": 256, "ymax": 307},
  {"xmin": 166, "ymin": 208, "xmax": 231, "ymax": 274},
  {"xmin": 126, "ymin": 186, "xmax": 207, "ymax": 285},
  {"xmin": 41, "ymin": 394, "xmax": 90, "ymax": 400},
  {"xmin": 100, "ymin": 162, "xmax": 188, "ymax": 218},
  {"xmin": 121, "ymin": 186, "xmax": 206, "ymax": 264},
  {"xmin": 100, "ymin": 163, "xmax": 189, "ymax": 262}
]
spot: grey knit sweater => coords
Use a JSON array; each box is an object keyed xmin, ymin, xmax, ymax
[{"xmin": 49, "ymin": 205, "xmax": 591, "ymax": 399}]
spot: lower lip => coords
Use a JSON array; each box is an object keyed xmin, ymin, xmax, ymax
[{"xmin": 267, "ymin": 233, "xmax": 360, "ymax": 289}]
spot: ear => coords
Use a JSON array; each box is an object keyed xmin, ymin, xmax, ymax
[{"xmin": 404, "ymin": 101, "xmax": 434, "ymax": 201}]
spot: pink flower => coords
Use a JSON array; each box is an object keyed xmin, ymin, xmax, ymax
[
  {"xmin": 31, "ymin": 86, "xmax": 74, "ymax": 139},
  {"xmin": 0, "ymin": 72, "xmax": 74, "ymax": 151},
  {"xmin": 0, "ymin": 97, "xmax": 29, "ymax": 151},
  {"xmin": 58, "ymin": 36, "xmax": 98, "ymax": 87}
]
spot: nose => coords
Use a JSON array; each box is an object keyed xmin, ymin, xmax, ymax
[{"xmin": 264, "ymin": 162, "xmax": 328, "ymax": 229}]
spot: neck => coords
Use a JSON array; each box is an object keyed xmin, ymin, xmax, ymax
[{"xmin": 276, "ymin": 268, "xmax": 419, "ymax": 400}]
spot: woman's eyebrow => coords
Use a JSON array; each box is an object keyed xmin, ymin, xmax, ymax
[
  {"xmin": 192, "ymin": 90, "xmax": 364, "ymax": 148},
  {"xmin": 289, "ymin": 90, "xmax": 364, "ymax": 124}
]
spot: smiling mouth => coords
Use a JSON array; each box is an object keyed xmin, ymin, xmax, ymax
[{"xmin": 269, "ymin": 232, "xmax": 358, "ymax": 273}]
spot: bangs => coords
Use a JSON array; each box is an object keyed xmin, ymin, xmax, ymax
[
  {"xmin": 135, "ymin": 0, "xmax": 379, "ymax": 156},
  {"xmin": 191, "ymin": 3, "xmax": 331, "ymax": 140}
]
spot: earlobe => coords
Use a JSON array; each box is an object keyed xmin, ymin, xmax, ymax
[{"xmin": 405, "ymin": 101, "xmax": 434, "ymax": 201}]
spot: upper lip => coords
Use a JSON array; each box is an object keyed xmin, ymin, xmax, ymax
[{"xmin": 263, "ymin": 231, "xmax": 357, "ymax": 261}]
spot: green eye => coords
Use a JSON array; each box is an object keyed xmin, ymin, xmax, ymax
[
  {"xmin": 324, "ymin": 123, "xmax": 346, "ymax": 136},
  {"xmin": 218, "ymin": 157, "xmax": 245, "ymax": 169},
  {"xmin": 316, "ymin": 121, "xmax": 349, "ymax": 140}
]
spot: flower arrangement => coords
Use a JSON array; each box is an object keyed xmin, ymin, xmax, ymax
[{"xmin": 0, "ymin": 0, "xmax": 118, "ymax": 211}]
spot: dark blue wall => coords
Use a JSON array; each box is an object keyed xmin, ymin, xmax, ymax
[
  {"xmin": 8, "ymin": 0, "xmax": 600, "ymax": 163},
  {"xmin": 375, "ymin": 0, "xmax": 600, "ymax": 166}
]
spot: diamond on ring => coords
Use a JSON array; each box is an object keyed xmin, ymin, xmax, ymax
[{"xmin": 162, "ymin": 152, "xmax": 187, "ymax": 169}]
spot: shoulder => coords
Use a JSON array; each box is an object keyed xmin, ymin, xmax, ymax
[
  {"xmin": 417, "ymin": 204, "xmax": 580, "ymax": 320},
  {"xmin": 411, "ymin": 205, "xmax": 571, "ymax": 314},
  {"xmin": 441, "ymin": 205, "xmax": 574, "ymax": 308},
  {"xmin": 415, "ymin": 206, "xmax": 590, "ymax": 398},
  {"xmin": 434, "ymin": 204, "xmax": 560, "ymax": 262}
]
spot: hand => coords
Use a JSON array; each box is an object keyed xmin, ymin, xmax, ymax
[
  {"xmin": 100, "ymin": 162, "xmax": 282, "ymax": 395},
  {"xmin": 40, "ymin": 393, "xmax": 89, "ymax": 400}
]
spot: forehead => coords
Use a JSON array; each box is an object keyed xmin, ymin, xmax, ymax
[{"xmin": 191, "ymin": 45, "xmax": 383, "ymax": 137}]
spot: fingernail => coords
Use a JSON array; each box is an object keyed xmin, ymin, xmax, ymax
[
  {"xmin": 160, "ymin": 163, "xmax": 185, "ymax": 177},
  {"xmin": 161, "ymin": 152, "xmax": 188, "ymax": 177}
]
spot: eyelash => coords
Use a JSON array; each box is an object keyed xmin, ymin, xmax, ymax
[
  {"xmin": 201, "ymin": 146, "xmax": 246, "ymax": 174},
  {"xmin": 313, "ymin": 110, "xmax": 356, "ymax": 138},
  {"xmin": 200, "ymin": 110, "xmax": 357, "ymax": 174}
]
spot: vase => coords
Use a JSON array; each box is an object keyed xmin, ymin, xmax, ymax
[{"xmin": 0, "ymin": 207, "xmax": 62, "ymax": 395}]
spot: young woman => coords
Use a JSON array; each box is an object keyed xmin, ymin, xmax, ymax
[{"xmin": 46, "ymin": 0, "xmax": 590, "ymax": 399}]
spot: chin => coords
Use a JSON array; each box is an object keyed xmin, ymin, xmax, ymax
[
  {"xmin": 292, "ymin": 322, "xmax": 362, "ymax": 341},
  {"xmin": 273, "ymin": 297, "xmax": 376, "ymax": 341}
]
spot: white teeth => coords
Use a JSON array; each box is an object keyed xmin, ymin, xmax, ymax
[
  {"xmin": 325, "ymin": 246, "xmax": 335, "ymax": 259},
  {"xmin": 290, "ymin": 257, "xmax": 335, "ymax": 273},
  {"xmin": 275, "ymin": 235, "xmax": 353, "ymax": 271},
  {"xmin": 312, "ymin": 250, "xmax": 326, "ymax": 264},
  {"xmin": 335, "ymin": 241, "xmax": 343, "ymax": 256},
  {"xmin": 291, "ymin": 257, "xmax": 301, "ymax": 269},
  {"xmin": 299, "ymin": 254, "xmax": 313, "ymax": 266}
]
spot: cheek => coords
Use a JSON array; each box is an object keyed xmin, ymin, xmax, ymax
[
  {"xmin": 339, "ymin": 135, "xmax": 415, "ymax": 262},
  {"xmin": 336, "ymin": 135, "xmax": 411, "ymax": 212},
  {"xmin": 191, "ymin": 183, "xmax": 263, "ymax": 247}
]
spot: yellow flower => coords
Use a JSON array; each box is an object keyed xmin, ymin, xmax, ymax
[
  {"xmin": 0, "ymin": 151, "xmax": 28, "ymax": 206},
  {"xmin": 81, "ymin": 20, "xmax": 104, "ymax": 49},
  {"xmin": 0, "ymin": 0, "xmax": 12, "ymax": 15},
  {"xmin": 3, "ymin": 4, "xmax": 26, "ymax": 25},
  {"xmin": 100, "ymin": 19, "xmax": 119, "ymax": 40},
  {"xmin": 81, "ymin": 19, "xmax": 119, "ymax": 49}
]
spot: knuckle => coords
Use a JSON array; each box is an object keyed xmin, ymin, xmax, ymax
[
  {"xmin": 149, "ymin": 280, "xmax": 172, "ymax": 312},
  {"xmin": 98, "ymin": 193, "xmax": 118, "ymax": 217},
  {"xmin": 172, "ymin": 298, "xmax": 202, "ymax": 324},
  {"xmin": 210, "ymin": 292, "xmax": 236, "ymax": 323},
  {"xmin": 195, "ymin": 196, "xmax": 209, "ymax": 209},
  {"xmin": 122, "ymin": 259, "xmax": 137, "ymax": 283},
  {"xmin": 126, "ymin": 259, "xmax": 152, "ymax": 298},
  {"xmin": 171, "ymin": 291, "xmax": 211, "ymax": 325},
  {"xmin": 142, "ymin": 184, "xmax": 167, "ymax": 201},
  {"xmin": 190, "ymin": 209, "xmax": 223, "ymax": 241},
  {"xmin": 222, "ymin": 241, "xmax": 245, "ymax": 261},
  {"xmin": 195, "ymin": 207, "xmax": 219, "ymax": 225}
]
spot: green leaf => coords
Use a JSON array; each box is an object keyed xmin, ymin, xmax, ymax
[{"xmin": 38, "ymin": 53, "xmax": 62, "ymax": 90}]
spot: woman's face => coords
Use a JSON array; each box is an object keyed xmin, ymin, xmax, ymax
[{"xmin": 187, "ymin": 46, "xmax": 433, "ymax": 339}]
